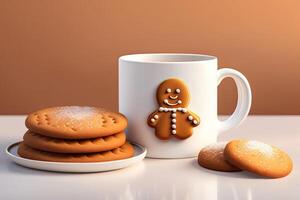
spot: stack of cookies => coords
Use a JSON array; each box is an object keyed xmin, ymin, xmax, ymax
[{"xmin": 18, "ymin": 106, "xmax": 134, "ymax": 162}]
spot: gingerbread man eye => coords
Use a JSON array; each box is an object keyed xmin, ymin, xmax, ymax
[
  {"xmin": 166, "ymin": 88, "xmax": 172, "ymax": 93},
  {"xmin": 175, "ymin": 89, "xmax": 181, "ymax": 94}
]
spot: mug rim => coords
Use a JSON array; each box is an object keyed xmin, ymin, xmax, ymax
[{"xmin": 119, "ymin": 53, "xmax": 217, "ymax": 64}]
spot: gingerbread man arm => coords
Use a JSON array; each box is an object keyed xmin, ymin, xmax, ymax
[
  {"xmin": 147, "ymin": 110, "xmax": 160, "ymax": 127},
  {"xmin": 186, "ymin": 110, "xmax": 200, "ymax": 127}
]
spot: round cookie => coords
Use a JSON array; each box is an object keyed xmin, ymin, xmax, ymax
[
  {"xmin": 25, "ymin": 106, "xmax": 127, "ymax": 139},
  {"xmin": 23, "ymin": 131, "xmax": 126, "ymax": 153},
  {"xmin": 18, "ymin": 142, "xmax": 134, "ymax": 163},
  {"xmin": 198, "ymin": 142, "xmax": 241, "ymax": 172},
  {"xmin": 224, "ymin": 140, "xmax": 293, "ymax": 178}
]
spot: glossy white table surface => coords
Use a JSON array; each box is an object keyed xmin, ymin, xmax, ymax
[{"xmin": 0, "ymin": 116, "xmax": 299, "ymax": 200}]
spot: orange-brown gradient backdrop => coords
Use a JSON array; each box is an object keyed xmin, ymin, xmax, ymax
[{"xmin": 0, "ymin": 0, "xmax": 300, "ymax": 114}]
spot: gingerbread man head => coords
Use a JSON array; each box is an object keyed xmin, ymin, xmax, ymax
[{"xmin": 156, "ymin": 78, "xmax": 190, "ymax": 108}]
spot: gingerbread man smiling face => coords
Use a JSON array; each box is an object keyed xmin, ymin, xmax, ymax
[
  {"xmin": 156, "ymin": 79, "xmax": 190, "ymax": 108},
  {"xmin": 148, "ymin": 78, "xmax": 200, "ymax": 140}
]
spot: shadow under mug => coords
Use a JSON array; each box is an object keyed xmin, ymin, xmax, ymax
[{"xmin": 119, "ymin": 53, "xmax": 251, "ymax": 158}]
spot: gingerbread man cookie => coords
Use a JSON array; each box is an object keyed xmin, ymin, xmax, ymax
[{"xmin": 147, "ymin": 78, "xmax": 200, "ymax": 140}]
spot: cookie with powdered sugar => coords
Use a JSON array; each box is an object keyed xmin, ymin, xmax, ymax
[
  {"xmin": 224, "ymin": 140, "xmax": 293, "ymax": 178},
  {"xmin": 198, "ymin": 142, "xmax": 241, "ymax": 172},
  {"xmin": 25, "ymin": 106, "xmax": 127, "ymax": 139}
]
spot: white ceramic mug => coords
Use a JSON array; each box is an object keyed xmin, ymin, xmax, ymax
[{"xmin": 119, "ymin": 53, "xmax": 251, "ymax": 158}]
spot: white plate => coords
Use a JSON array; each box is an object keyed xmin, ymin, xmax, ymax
[{"xmin": 6, "ymin": 142, "xmax": 146, "ymax": 173}]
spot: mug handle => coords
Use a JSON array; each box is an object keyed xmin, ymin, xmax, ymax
[{"xmin": 216, "ymin": 68, "xmax": 252, "ymax": 132}]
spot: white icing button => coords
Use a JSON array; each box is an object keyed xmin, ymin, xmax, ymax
[
  {"xmin": 172, "ymin": 130, "xmax": 176, "ymax": 134},
  {"xmin": 154, "ymin": 115, "xmax": 159, "ymax": 119},
  {"xmin": 159, "ymin": 107, "xmax": 164, "ymax": 112},
  {"xmin": 178, "ymin": 100, "xmax": 182, "ymax": 104},
  {"xmin": 172, "ymin": 109, "xmax": 176, "ymax": 113},
  {"xmin": 193, "ymin": 120, "xmax": 198, "ymax": 125},
  {"xmin": 177, "ymin": 108, "xmax": 182, "ymax": 111},
  {"xmin": 175, "ymin": 89, "xmax": 181, "ymax": 93},
  {"xmin": 188, "ymin": 115, "xmax": 193, "ymax": 121},
  {"xmin": 172, "ymin": 124, "xmax": 176, "ymax": 129},
  {"xmin": 171, "ymin": 113, "xmax": 176, "ymax": 118},
  {"xmin": 172, "ymin": 119, "xmax": 176, "ymax": 123},
  {"xmin": 166, "ymin": 88, "xmax": 171, "ymax": 93},
  {"xmin": 151, "ymin": 118, "xmax": 155, "ymax": 123}
]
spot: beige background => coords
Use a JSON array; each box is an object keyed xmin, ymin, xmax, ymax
[{"xmin": 0, "ymin": 0, "xmax": 299, "ymax": 114}]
